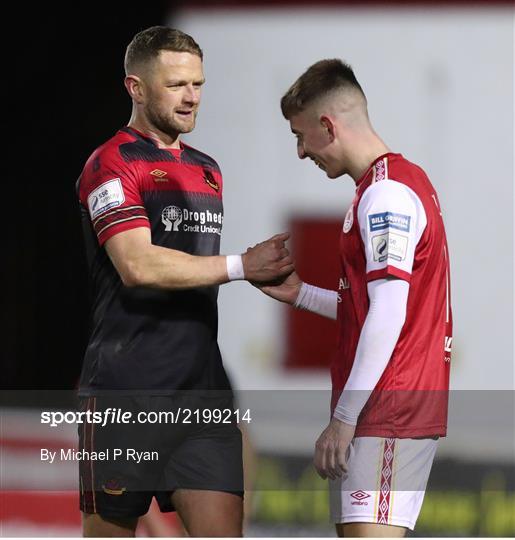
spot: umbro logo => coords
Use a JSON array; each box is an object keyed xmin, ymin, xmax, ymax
[
  {"xmin": 350, "ymin": 490, "xmax": 370, "ymax": 501},
  {"xmin": 150, "ymin": 169, "xmax": 169, "ymax": 182}
]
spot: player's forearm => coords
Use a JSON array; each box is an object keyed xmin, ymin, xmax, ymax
[
  {"xmin": 294, "ymin": 283, "xmax": 338, "ymax": 320},
  {"xmin": 333, "ymin": 279, "xmax": 409, "ymax": 425},
  {"xmin": 121, "ymin": 244, "xmax": 231, "ymax": 289}
]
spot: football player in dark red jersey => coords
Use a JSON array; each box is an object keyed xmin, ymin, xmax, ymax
[
  {"xmin": 76, "ymin": 27, "xmax": 293, "ymax": 537},
  {"xmin": 258, "ymin": 59, "xmax": 452, "ymax": 537}
]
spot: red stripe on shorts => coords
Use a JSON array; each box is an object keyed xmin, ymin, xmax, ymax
[{"xmin": 377, "ymin": 438, "xmax": 395, "ymax": 524}]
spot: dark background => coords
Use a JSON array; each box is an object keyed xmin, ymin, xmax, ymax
[{"xmin": 4, "ymin": 3, "xmax": 176, "ymax": 391}]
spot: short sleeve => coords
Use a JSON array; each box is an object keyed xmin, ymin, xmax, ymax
[
  {"xmin": 78, "ymin": 151, "xmax": 150, "ymax": 245},
  {"xmin": 357, "ymin": 179, "xmax": 427, "ymax": 282}
]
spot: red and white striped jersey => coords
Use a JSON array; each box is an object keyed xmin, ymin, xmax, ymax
[{"xmin": 332, "ymin": 153, "xmax": 452, "ymax": 438}]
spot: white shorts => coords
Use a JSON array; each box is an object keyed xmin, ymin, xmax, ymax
[{"xmin": 329, "ymin": 436, "xmax": 438, "ymax": 531}]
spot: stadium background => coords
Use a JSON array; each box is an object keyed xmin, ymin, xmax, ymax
[{"xmin": 2, "ymin": 0, "xmax": 514, "ymax": 536}]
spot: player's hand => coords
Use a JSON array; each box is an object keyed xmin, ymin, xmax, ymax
[
  {"xmin": 242, "ymin": 233, "xmax": 294, "ymax": 282},
  {"xmin": 253, "ymin": 270, "xmax": 302, "ymax": 305},
  {"xmin": 314, "ymin": 417, "xmax": 355, "ymax": 480}
]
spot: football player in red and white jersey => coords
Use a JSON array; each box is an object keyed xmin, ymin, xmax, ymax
[{"xmin": 258, "ymin": 59, "xmax": 452, "ymax": 537}]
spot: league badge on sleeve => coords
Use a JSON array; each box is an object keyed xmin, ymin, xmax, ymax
[
  {"xmin": 372, "ymin": 233, "xmax": 408, "ymax": 262},
  {"xmin": 87, "ymin": 178, "xmax": 125, "ymax": 220}
]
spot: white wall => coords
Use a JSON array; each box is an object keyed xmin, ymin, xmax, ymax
[{"xmin": 174, "ymin": 7, "xmax": 514, "ymax": 392}]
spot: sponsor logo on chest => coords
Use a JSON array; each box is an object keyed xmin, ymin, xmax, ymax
[
  {"xmin": 337, "ymin": 277, "xmax": 350, "ymax": 303},
  {"xmin": 338, "ymin": 277, "xmax": 350, "ymax": 291},
  {"xmin": 161, "ymin": 205, "xmax": 223, "ymax": 236}
]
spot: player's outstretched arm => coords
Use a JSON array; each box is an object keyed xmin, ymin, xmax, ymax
[
  {"xmin": 105, "ymin": 228, "xmax": 294, "ymax": 289},
  {"xmin": 257, "ymin": 272, "xmax": 338, "ymax": 320}
]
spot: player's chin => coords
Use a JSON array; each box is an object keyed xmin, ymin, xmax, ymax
[
  {"xmin": 176, "ymin": 119, "xmax": 196, "ymax": 134},
  {"xmin": 326, "ymin": 166, "xmax": 345, "ymax": 180}
]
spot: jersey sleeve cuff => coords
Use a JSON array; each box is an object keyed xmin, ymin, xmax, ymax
[
  {"xmin": 366, "ymin": 266, "xmax": 412, "ymax": 283},
  {"xmin": 97, "ymin": 217, "xmax": 150, "ymax": 245}
]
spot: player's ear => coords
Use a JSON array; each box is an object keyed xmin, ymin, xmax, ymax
[
  {"xmin": 124, "ymin": 75, "xmax": 145, "ymax": 104},
  {"xmin": 320, "ymin": 115, "xmax": 336, "ymax": 142}
]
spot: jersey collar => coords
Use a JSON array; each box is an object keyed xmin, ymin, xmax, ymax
[
  {"xmin": 355, "ymin": 152, "xmax": 402, "ymax": 188},
  {"xmin": 121, "ymin": 126, "xmax": 185, "ymax": 155}
]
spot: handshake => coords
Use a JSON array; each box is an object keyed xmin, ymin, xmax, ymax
[{"xmin": 237, "ymin": 232, "xmax": 302, "ymax": 306}]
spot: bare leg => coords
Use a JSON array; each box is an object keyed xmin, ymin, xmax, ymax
[
  {"xmin": 336, "ymin": 522, "xmax": 407, "ymax": 537},
  {"xmin": 138, "ymin": 498, "xmax": 185, "ymax": 537},
  {"xmin": 82, "ymin": 513, "xmax": 138, "ymax": 537},
  {"xmin": 171, "ymin": 489, "xmax": 243, "ymax": 537}
]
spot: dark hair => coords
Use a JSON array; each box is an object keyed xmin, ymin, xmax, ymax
[
  {"xmin": 124, "ymin": 26, "xmax": 203, "ymax": 74},
  {"xmin": 280, "ymin": 59, "xmax": 365, "ymax": 119}
]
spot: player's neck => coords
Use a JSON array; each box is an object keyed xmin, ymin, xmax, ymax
[
  {"xmin": 347, "ymin": 134, "xmax": 390, "ymax": 183},
  {"xmin": 127, "ymin": 115, "xmax": 182, "ymax": 150}
]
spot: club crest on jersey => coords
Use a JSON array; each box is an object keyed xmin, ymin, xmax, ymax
[
  {"xmin": 343, "ymin": 205, "xmax": 354, "ymax": 233},
  {"xmin": 203, "ymin": 169, "xmax": 220, "ymax": 192}
]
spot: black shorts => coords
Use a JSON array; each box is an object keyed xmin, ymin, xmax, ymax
[{"xmin": 78, "ymin": 394, "xmax": 243, "ymax": 518}]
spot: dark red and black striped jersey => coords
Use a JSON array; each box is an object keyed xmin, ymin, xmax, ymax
[{"xmin": 76, "ymin": 127, "xmax": 231, "ymax": 395}]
